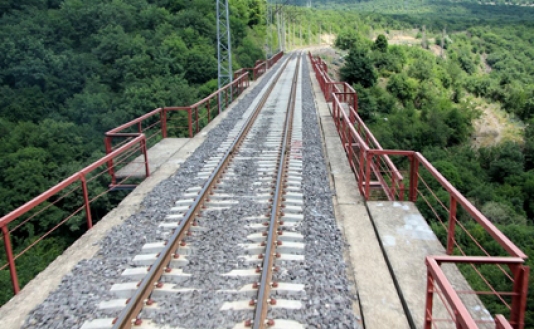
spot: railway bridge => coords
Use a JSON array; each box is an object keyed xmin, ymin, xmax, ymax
[{"xmin": 0, "ymin": 52, "xmax": 529, "ymax": 329}]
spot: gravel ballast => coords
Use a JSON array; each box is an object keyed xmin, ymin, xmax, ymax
[
  {"xmin": 267, "ymin": 54, "xmax": 360, "ymax": 329},
  {"xmin": 21, "ymin": 53, "xmax": 360, "ymax": 329}
]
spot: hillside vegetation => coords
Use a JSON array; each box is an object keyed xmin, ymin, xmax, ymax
[
  {"xmin": 0, "ymin": 0, "xmax": 355, "ymax": 308},
  {"xmin": 326, "ymin": 1, "xmax": 534, "ymax": 325},
  {"xmin": 0, "ymin": 0, "xmax": 264, "ymax": 305}
]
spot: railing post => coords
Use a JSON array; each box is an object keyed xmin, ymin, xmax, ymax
[
  {"xmin": 496, "ymin": 315, "xmax": 513, "ymax": 329},
  {"xmin": 391, "ymin": 174, "xmax": 397, "ymax": 201},
  {"xmin": 137, "ymin": 121, "xmax": 142, "ymax": 134},
  {"xmin": 447, "ymin": 196, "xmax": 457, "ymax": 255},
  {"xmin": 2, "ymin": 226, "xmax": 20, "ymax": 294},
  {"xmin": 195, "ymin": 106, "xmax": 199, "ymax": 135},
  {"xmin": 80, "ymin": 175, "xmax": 92, "ymax": 229},
  {"xmin": 424, "ymin": 267, "xmax": 434, "ymax": 329},
  {"xmin": 217, "ymin": 90, "xmax": 221, "ymax": 114},
  {"xmin": 347, "ymin": 129, "xmax": 353, "ymax": 171},
  {"xmin": 141, "ymin": 137, "xmax": 150, "ymax": 178},
  {"xmin": 161, "ymin": 108, "xmax": 167, "ymax": 139},
  {"xmin": 207, "ymin": 99, "xmax": 211, "ymax": 124},
  {"xmin": 333, "ymin": 98, "xmax": 339, "ymax": 130},
  {"xmin": 354, "ymin": 93, "xmax": 358, "ymax": 113},
  {"xmin": 341, "ymin": 113, "xmax": 347, "ymax": 153},
  {"xmin": 410, "ymin": 154, "xmax": 420, "ymax": 202},
  {"xmin": 225, "ymin": 88, "xmax": 228, "ymax": 110},
  {"xmin": 105, "ymin": 137, "xmax": 116, "ymax": 185},
  {"xmin": 358, "ymin": 148, "xmax": 365, "ymax": 195},
  {"xmin": 365, "ymin": 152, "xmax": 372, "ymax": 200},
  {"xmin": 188, "ymin": 108, "xmax": 193, "ymax": 138},
  {"xmin": 510, "ymin": 265, "xmax": 529, "ymax": 329}
]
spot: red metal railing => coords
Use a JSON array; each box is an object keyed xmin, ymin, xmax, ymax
[
  {"xmin": 0, "ymin": 136, "xmax": 149, "ymax": 295},
  {"xmin": 104, "ymin": 72, "xmax": 250, "ymax": 185},
  {"xmin": 366, "ymin": 149, "xmax": 529, "ymax": 328},
  {"xmin": 0, "ymin": 51, "xmax": 284, "ymax": 301},
  {"xmin": 105, "ymin": 51, "xmax": 285, "ymax": 185},
  {"xmin": 309, "ymin": 52, "xmax": 404, "ymax": 200},
  {"xmin": 234, "ymin": 52, "xmax": 284, "ymax": 81},
  {"xmin": 425, "ymin": 256, "xmax": 528, "ymax": 329},
  {"xmin": 308, "ymin": 51, "xmax": 529, "ymax": 329}
]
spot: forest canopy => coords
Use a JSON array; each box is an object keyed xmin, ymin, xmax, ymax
[
  {"xmin": 329, "ymin": 1, "xmax": 534, "ymax": 325},
  {"xmin": 0, "ymin": 0, "xmax": 265, "ymax": 305}
]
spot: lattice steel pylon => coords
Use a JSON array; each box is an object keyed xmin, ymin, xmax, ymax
[{"xmin": 217, "ymin": 0, "xmax": 232, "ymax": 95}]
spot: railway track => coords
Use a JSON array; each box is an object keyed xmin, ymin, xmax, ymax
[{"xmin": 82, "ymin": 53, "xmax": 304, "ymax": 329}]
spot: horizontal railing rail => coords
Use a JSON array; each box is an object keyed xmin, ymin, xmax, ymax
[{"xmin": 308, "ymin": 51, "xmax": 529, "ymax": 329}]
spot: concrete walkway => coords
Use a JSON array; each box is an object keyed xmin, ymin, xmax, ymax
[
  {"xmin": 115, "ymin": 138, "xmax": 190, "ymax": 179},
  {"xmin": 307, "ymin": 58, "xmax": 410, "ymax": 329},
  {"xmin": 367, "ymin": 201, "xmax": 491, "ymax": 329}
]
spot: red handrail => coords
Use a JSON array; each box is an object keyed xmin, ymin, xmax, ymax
[
  {"xmin": 414, "ymin": 152, "xmax": 526, "ymax": 259},
  {"xmin": 104, "ymin": 51, "xmax": 284, "ymax": 184},
  {"xmin": 308, "ymin": 51, "xmax": 529, "ymax": 329},
  {"xmin": 0, "ymin": 135, "xmax": 149, "ymax": 294},
  {"xmin": 0, "ymin": 51, "xmax": 285, "ymax": 300}
]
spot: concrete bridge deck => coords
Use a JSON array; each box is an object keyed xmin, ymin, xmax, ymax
[{"xmin": 115, "ymin": 138, "xmax": 190, "ymax": 179}]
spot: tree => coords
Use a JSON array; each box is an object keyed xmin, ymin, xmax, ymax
[
  {"xmin": 335, "ymin": 29, "xmax": 359, "ymax": 50},
  {"xmin": 386, "ymin": 72, "xmax": 418, "ymax": 106},
  {"xmin": 373, "ymin": 34, "xmax": 388, "ymax": 52},
  {"xmin": 481, "ymin": 201, "xmax": 526, "ymax": 225},
  {"xmin": 0, "ymin": 0, "xmax": 275, "ymax": 306},
  {"xmin": 335, "ymin": 30, "xmax": 371, "ymax": 51},
  {"xmin": 184, "ymin": 45, "xmax": 218, "ymax": 85},
  {"xmin": 480, "ymin": 142, "xmax": 525, "ymax": 184},
  {"xmin": 524, "ymin": 120, "xmax": 534, "ymax": 170},
  {"xmin": 408, "ymin": 58, "xmax": 434, "ymax": 81},
  {"xmin": 340, "ymin": 47, "xmax": 377, "ymax": 88}
]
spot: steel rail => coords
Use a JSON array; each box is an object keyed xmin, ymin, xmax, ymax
[
  {"xmin": 111, "ymin": 55, "xmax": 293, "ymax": 329},
  {"xmin": 251, "ymin": 53, "xmax": 301, "ymax": 329}
]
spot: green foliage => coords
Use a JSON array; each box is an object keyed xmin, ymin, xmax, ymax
[
  {"xmin": 524, "ymin": 120, "xmax": 534, "ymax": 170},
  {"xmin": 335, "ymin": 30, "xmax": 372, "ymax": 51},
  {"xmin": 340, "ymin": 48, "xmax": 378, "ymax": 88},
  {"xmin": 480, "ymin": 142, "xmax": 525, "ymax": 184},
  {"xmin": 0, "ymin": 0, "xmax": 266, "ymax": 306},
  {"xmin": 372, "ymin": 51, "xmax": 403, "ymax": 74},
  {"xmin": 333, "ymin": 13, "xmax": 534, "ymax": 322},
  {"xmin": 373, "ymin": 34, "xmax": 388, "ymax": 52},
  {"xmin": 339, "ymin": 18, "xmax": 533, "ymax": 322},
  {"xmin": 335, "ymin": 29, "xmax": 358, "ymax": 50},
  {"xmin": 386, "ymin": 73, "xmax": 418, "ymax": 106}
]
